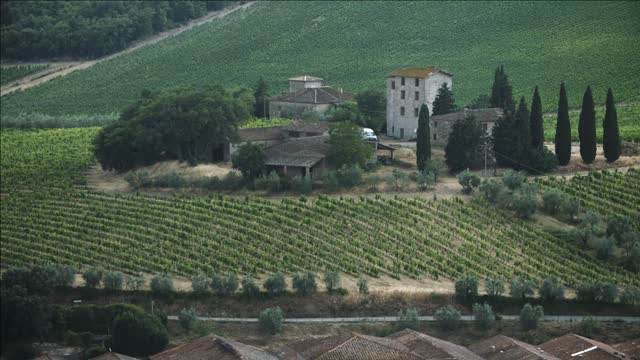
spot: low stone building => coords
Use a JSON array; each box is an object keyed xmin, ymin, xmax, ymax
[
  {"xmin": 263, "ymin": 135, "xmax": 331, "ymax": 178},
  {"xmin": 430, "ymin": 108, "xmax": 503, "ymax": 146},
  {"xmin": 386, "ymin": 67, "xmax": 452, "ymax": 140},
  {"xmin": 270, "ymin": 76, "xmax": 352, "ymax": 119}
]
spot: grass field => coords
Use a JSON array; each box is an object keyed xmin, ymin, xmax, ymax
[
  {"xmin": 1, "ymin": 1, "xmax": 639, "ymax": 122},
  {"xmin": 0, "ymin": 64, "xmax": 49, "ymax": 85}
]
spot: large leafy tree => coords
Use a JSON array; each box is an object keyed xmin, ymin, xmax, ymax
[
  {"xmin": 555, "ymin": 82, "xmax": 571, "ymax": 165},
  {"xmin": 416, "ymin": 104, "xmax": 431, "ymax": 171},
  {"xmin": 431, "ymin": 83, "xmax": 456, "ymax": 116},
  {"xmin": 253, "ymin": 77, "xmax": 269, "ymax": 118},
  {"xmin": 94, "ymin": 86, "xmax": 251, "ymax": 172},
  {"xmin": 354, "ymin": 89, "xmax": 386, "ymax": 132},
  {"xmin": 232, "ymin": 142, "xmax": 265, "ymax": 180},
  {"xmin": 603, "ymin": 88, "xmax": 620, "ymax": 162},
  {"xmin": 445, "ymin": 116, "xmax": 484, "ymax": 172},
  {"xmin": 529, "ymin": 86, "xmax": 544, "ymax": 149},
  {"xmin": 328, "ymin": 121, "xmax": 374, "ymax": 168},
  {"xmin": 578, "ymin": 86, "xmax": 596, "ymax": 163}
]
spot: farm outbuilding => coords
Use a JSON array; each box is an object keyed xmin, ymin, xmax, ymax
[
  {"xmin": 263, "ymin": 135, "xmax": 331, "ymax": 178},
  {"xmin": 270, "ymin": 76, "xmax": 352, "ymax": 119}
]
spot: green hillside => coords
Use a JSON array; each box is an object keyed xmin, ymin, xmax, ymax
[{"xmin": 1, "ymin": 1, "xmax": 639, "ymax": 121}]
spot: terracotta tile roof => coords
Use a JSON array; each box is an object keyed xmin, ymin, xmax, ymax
[
  {"xmin": 149, "ymin": 335, "xmax": 279, "ymax": 360},
  {"xmin": 289, "ymin": 75, "xmax": 324, "ymax": 82},
  {"xmin": 469, "ymin": 335, "xmax": 560, "ymax": 360},
  {"xmin": 263, "ymin": 135, "xmax": 331, "ymax": 168},
  {"xmin": 614, "ymin": 339, "xmax": 640, "ymax": 360},
  {"xmin": 386, "ymin": 67, "xmax": 452, "ymax": 78},
  {"xmin": 238, "ymin": 127, "xmax": 287, "ymax": 142},
  {"xmin": 89, "ymin": 353, "xmax": 138, "ymax": 360},
  {"xmin": 540, "ymin": 334, "xmax": 630, "ymax": 360},
  {"xmin": 275, "ymin": 334, "xmax": 425, "ymax": 360},
  {"xmin": 388, "ymin": 329, "xmax": 485, "ymax": 360},
  {"xmin": 431, "ymin": 108, "xmax": 503, "ymax": 123},
  {"xmin": 271, "ymin": 87, "xmax": 352, "ymax": 104},
  {"xmin": 283, "ymin": 121, "xmax": 330, "ymax": 135}
]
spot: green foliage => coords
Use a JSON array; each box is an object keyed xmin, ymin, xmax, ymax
[
  {"xmin": 490, "ymin": 65, "xmax": 516, "ymax": 113},
  {"xmin": 211, "ymin": 272, "xmax": 239, "ymax": 296},
  {"xmin": 264, "ymin": 272, "xmax": 287, "ymax": 296},
  {"xmin": 111, "ymin": 309, "xmax": 168, "ymax": 356},
  {"xmin": 434, "ymin": 305, "xmax": 461, "ymax": 331},
  {"xmin": 83, "ymin": 268, "xmax": 104, "ymax": 289},
  {"xmin": 253, "ymin": 77, "xmax": 270, "ymax": 118},
  {"xmin": 607, "ymin": 215, "xmax": 634, "ymax": 246},
  {"xmin": 127, "ymin": 274, "xmax": 145, "ymax": 291},
  {"xmin": 178, "ymin": 307, "xmax": 197, "ymax": 331},
  {"xmin": 454, "ymin": 275, "xmax": 479, "ymax": 304},
  {"xmin": 103, "ymin": 271, "xmax": 125, "ymax": 292},
  {"xmin": 94, "ymin": 86, "xmax": 250, "ymax": 171},
  {"xmin": 519, "ymin": 303, "xmax": 544, "ymax": 330},
  {"xmin": 388, "ymin": 169, "xmax": 411, "ymax": 191},
  {"xmin": 1, "ymin": 65, "xmax": 49, "ymax": 85},
  {"xmin": 415, "ymin": 170, "xmax": 436, "ymax": 191},
  {"xmin": 254, "ymin": 172, "xmax": 281, "ymax": 192},
  {"xmin": 472, "ymin": 303, "xmax": 495, "ymax": 330},
  {"xmin": 502, "ymin": 170, "xmax": 527, "ymax": 190},
  {"xmin": 620, "ymin": 286, "xmax": 640, "ymax": 305},
  {"xmin": 323, "ymin": 271, "xmax": 341, "ymax": 293},
  {"xmin": 457, "ymin": 170, "xmax": 480, "ymax": 194},
  {"xmin": 354, "ymin": 89, "xmax": 386, "ymax": 132},
  {"xmin": 259, "ymin": 307, "xmax": 284, "ymax": 335},
  {"xmin": 357, "ymin": 276, "xmax": 369, "ymax": 294},
  {"xmin": 233, "ymin": 143, "xmax": 265, "ymax": 181},
  {"xmin": 292, "ymin": 271, "xmax": 317, "ymax": 296},
  {"xmin": 467, "ymin": 94, "xmax": 491, "ymax": 110},
  {"xmin": 416, "ymin": 104, "xmax": 431, "ymax": 171},
  {"xmin": 290, "ymin": 175, "xmax": 313, "ymax": 194},
  {"xmin": 445, "ymin": 116, "xmax": 484, "ymax": 172},
  {"xmin": 479, "ymin": 179, "xmax": 504, "ymax": 204},
  {"xmin": 485, "ymin": 278, "xmax": 505, "ymax": 297},
  {"xmin": 555, "ymin": 82, "xmax": 572, "ymax": 165},
  {"xmin": 509, "ymin": 277, "xmax": 535, "ymax": 301},
  {"xmin": 603, "ymin": 88, "xmax": 621, "ymax": 162},
  {"xmin": 328, "ymin": 121, "xmax": 374, "ymax": 168},
  {"xmin": 574, "ymin": 317, "xmax": 598, "ymax": 338},
  {"xmin": 241, "ymin": 276, "xmax": 261, "ymax": 298},
  {"xmin": 432, "ymin": 83, "xmax": 457, "ymax": 116},
  {"xmin": 240, "ymin": 117, "xmax": 293, "ymax": 129},
  {"xmin": 191, "ymin": 273, "xmax": 211, "ymax": 296},
  {"xmin": 512, "ymin": 190, "xmax": 537, "ymax": 219},
  {"xmin": 150, "ymin": 273, "xmax": 175, "ymax": 295},
  {"xmin": 530, "ymin": 86, "xmax": 544, "ymax": 149},
  {"xmin": 579, "ymin": 86, "xmax": 597, "ymax": 163},
  {"xmin": 422, "ymin": 159, "xmax": 446, "ymax": 182},
  {"xmin": 542, "ymin": 189, "xmax": 564, "ymax": 214},
  {"xmin": 1, "ymin": 285, "xmax": 50, "ymax": 343},
  {"xmin": 539, "ymin": 277, "xmax": 565, "ymax": 303},
  {"xmin": 397, "ymin": 308, "xmax": 419, "ymax": 330},
  {"xmin": 576, "ymin": 282, "xmax": 618, "ymax": 303}
]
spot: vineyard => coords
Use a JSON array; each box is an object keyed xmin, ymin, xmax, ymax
[
  {"xmin": 0, "ymin": 64, "xmax": 49, "ymax": 85},
  {"xmin": 1, "ymin": 189, "xmax": 638, "ymax": 287},
  {"xmin": 537, "ymin": 169, "xmax": 640, "ymax": 225},
  {"xmin": 543, "ymin": 102, "xmax": 640, "ymax": 142},
  {"xmin": 1, "ymin": 1, "xmax": 639, "ymax": 122}
]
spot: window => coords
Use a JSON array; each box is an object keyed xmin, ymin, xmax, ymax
[
  {"xmin": 414, "ymin": 108, "xmax": 419, "ymax": 117},
  {"xmin": 433, "ymin": 121, "xmax": 438, "ymax": 127},
  {"xmin": 433, "ymin": 133, "xmax": 437, "ymax": 140},
  {"xmin": 415, "ymin": 78, "xmax": 419, "ymax": 86},
  {"xmin": 482, "ymin": 123, "xmax": 488, "ymax": 131},
  {"xmin": 415, "ymin": 91, "xmax": 419, "ymax": 100},
  {"xmin": 400, "ymin": 107, "xmax": 405, "ymax": 116},
  {"xmin": 391, "ymin": 80, "xmax": 395, "ymax": 89},
  {"xmin": 392, "ymin": 126, "xmax": 395, "ymax": 133},
  {"xmin": 400, "ymin": 128, "xmax": 404, "ymax": 138},
  {"xmin": 401, "ymin": 90, "xmax": 405, "ymax": 99},
  {"xmin": 401, "ymin": 77, "xmax": 405, "ymax": 86}
]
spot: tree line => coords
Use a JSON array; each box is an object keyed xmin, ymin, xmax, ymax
[{"xmin": 1, "ymin": 1, "xmax": 229, "ymax": 60}]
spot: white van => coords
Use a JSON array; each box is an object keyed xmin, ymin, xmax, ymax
[{"xmin": 362, "ymin": 128, "xmax": 378, "ymax": 141}]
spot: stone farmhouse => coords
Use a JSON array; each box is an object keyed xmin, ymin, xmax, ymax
[
  {"xmin": 270, "ymin": 76, "xmax": 352, "ymax": 119},
  {"xmin": 386, "ymin": 67, "xmax": 452, "ymax": 140},
  {"xmin": 431, "ymin": 108, "xmax": 503, "ymax": 146}
]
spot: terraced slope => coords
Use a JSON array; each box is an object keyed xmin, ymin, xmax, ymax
[{"xmin": 1, "ymin": 1, "xmax": 639, "ymax": 121}]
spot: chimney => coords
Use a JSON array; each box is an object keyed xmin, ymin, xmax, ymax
[{"xmin": 314, "ymin": 89, "xmax": 317, "ymax": 103}]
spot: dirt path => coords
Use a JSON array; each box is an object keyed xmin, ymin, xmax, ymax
[{"xmin": 0, "ymin": 2, "xmax": 256, "ymax": 96}]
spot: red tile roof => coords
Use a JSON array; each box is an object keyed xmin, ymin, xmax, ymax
[
  {"xmin": 614, "ymin": 339, "xmax": 640, "ymax": 360},
  {"xmin": 386, "ymin": 67, "xmax": 452, "ymax": 78},
  {"xmin": 540, "ymin": 334, "xmax": 629, "ymax": 360},
  {"xmin": 469, "ymin": 335, "xmax": 560, "ymax": 360},
  {"xmin": 389, "ymin": 329, "xmax": 485, "ymax": 360},
  {"xmin": 149, "ymin": 335, "xmax": 279, "ymax": 360}
]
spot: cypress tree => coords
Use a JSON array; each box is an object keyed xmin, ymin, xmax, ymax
[
  {"xmin": 489, "ymin": 65, "xmax": 515, "ymax": 114},
  {"xmin": 603, "ymin": 88, "xmax": 620, "ymax": 162},
  {"xmin": 253, "ymin": 77, "xmax": 269, "ymax": 118},
  {"xmin": 416, "ymin": 104, "xmax": 431, "ymax": 171},
  {"xmin": 490, "ymin": 66, "xmax": 502, "ymax": 108},
  {"xmin": 555, "ymin": 82, "xmax": 571, "ymax": 165},
  {"xmin": 530, "ymin": 86, "xmax": 544, "ymax": 149},
  {"xmin": 514, "ymin": 96, "xmax": 531, "ymax": 166},
  {"xmin": 578, "ymin": 86, "xmax": 596, "ymax": 163},
  {"xmin": 432, "ymin": 83, "xmax": 456, "ymax": 116}
]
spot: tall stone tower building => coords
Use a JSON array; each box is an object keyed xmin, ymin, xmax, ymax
[{"xmin": 386, "ymin": 68, "xmax": 452, "ymax": 139}]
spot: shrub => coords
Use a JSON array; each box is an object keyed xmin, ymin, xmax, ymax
[
  {"xmin": 264, "ymin": 272, "xmax": 287, "ymax": 296},
  {"xmin": 389, "ymin": 169, "xmax": 411, "ymax": 191},
  {"xmin": 576, "ymin": 283, "xmax": 597, "ymax": 302},
  {"xmin": 241, "ymin": 276, "xmax": 261, "ymax": 298},
  {"xmin": 178, "ymin": 307, "xmax": 197, "ymax": 332},
  {"xmin": 292, "ymin": 271, "xmax": 317, "ymax": 296},
  {"xmin": 520, "ymin": 303, "xmax": 544, "ymax": 330},
  {"xmin": 150, "ymin": 273, "xmax": 175, "ymax": 295},
  {"xmin": 357, "ymin": 276, "xmax": 369, "ymax": 294},
  {"xmin": 576, "ymin": 282, "xmax": 618, "ymax": 303},
  {"xmin": 397, "ymin": 308, "xmax": 419, "ymax": 330},
  {"xmin": 423, "ymin": 159, "xmax": 447, "ymax": 182},
  {"xmin": 457, "ymin": 169, "xmax": 480, "ymax": 194},
  {"xmin": 559, "ymin": 196, "xmax": 580, "ymax": 222},
  {"xmin": 82, "ymin": 268, "xmax": 104, "ymax": 289},
  {"xmin": 590, "ymin": 236, "xmax": 615, "ymax": 260},
  {"xmin": 539, "ymin": 277, "xmax": 565, "ymax": 303},
  {"xmin": 191, "ymin": 273, "xmax": 210, "ymax": 296},
  {"xmin": 479, "ymin": 179, "xmax": 503, "ymax": 203},
  {"xmin": 574, "ymin": 317, "xmax": 598, "ymax": 338},
  {"xmin": 455, "ymin": 275, "xmax": 479, "ymax": 304},
  {"xmin": 512, "ymin": 191, "xmax": 537, "ymax": 219},
  {"xmin": 485, "ymin": 278, "xmax": 505, "ymax": 297},
  {"xmin": 111, "ymin": 310, "xmax": 168, "ymax": 356},
  {"xmin": 434, "ymin": 305, "xmax": 461, "ymax": 331},
  {"xmin": 232, "ymin": 142, "xmax": 265, "ymax": 181},
  {"xmin": 472, "ymin": 303, "xmax": 495, "ymax": 330},
  {"xmin": 607, "ymin": 215, "xmax": 634, "ymax": 245},
  {"xmin": 259, "ymin": 307, "xmax": 284, "ymax": 335},
  {"xmin": 502, "ymin": 170, "xmax": 527, "ymax": 190},
  {"xmin": 127, "ymin": 273, "xmax": 145, "ymax": 291},
  {"xmin": 415, "ymin": 170, "xmax": 435, "ymax": 190},
  {"xmin": 336, "ymin": 164, "xmax": 364, "ymax": 188},
  {"xmin": 509, "ymin": 277, "xmax": 535, "ymax": 301},
  {"xmin": 254, "ymin": 172, "xmax": 281, "ymax": 192},
  {"xmin": 524, "ymin": 147, "xmax": 558, "ymax": 173},
  {"xmin": 290, "ymin": 175, "xmax": 312, "ymax": 194},
  {"xmin": 103, "ymin": 271, "xmax": 125, "ymax": 291},
  {"xmin": 620, "ymin": 286, "xmax": 640, "ymax": 305},
  {"xmin": 210, "ymin": 272, "xmax": 239, "ymax": 296},
  {"xmin": 51, "ymin": 264, "xmax": 76, "ymax": 288},
  {"xmin": 542, "ymin": 189, "xmax": 564, "ymax": 214},
  {"xmin": 323, "ymin": 271, "xmax": 341, "ymax": 293}
]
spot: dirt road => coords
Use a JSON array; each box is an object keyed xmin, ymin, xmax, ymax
[{"xmin": 0, "ymin": 1, "xmax": 256, "ymax": 96}]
